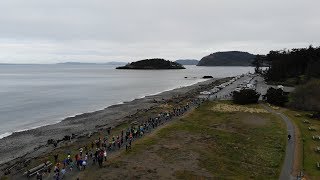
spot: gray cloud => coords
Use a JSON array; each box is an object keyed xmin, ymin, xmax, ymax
[{"xmin": 0, "ymin": 0, "xmax": 319, "ymax": 63}]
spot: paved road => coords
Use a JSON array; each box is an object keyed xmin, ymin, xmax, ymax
[
  {"xmin": 206, "ymin": 74, "xmax": 294, "ymax": 102},
  {"xmin": 254, "ymin": 76, "xmax": 295, "ymax": 99},
  {"xmin": 261, "ymin": 104, "xmax": 295, "ymax": 180},
  {"xmin": 256, "ymin": 76, "xmax": 296, "ymax": 179}
]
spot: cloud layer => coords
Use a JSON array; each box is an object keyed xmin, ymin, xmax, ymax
[{"xmin": 0, "ymin": 0, "xmax": 319, "ymax": 63}]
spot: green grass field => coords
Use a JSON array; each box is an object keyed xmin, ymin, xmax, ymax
[{"xmin": 78, "ymin": 101, "xmax": 287, "ymax": 179}]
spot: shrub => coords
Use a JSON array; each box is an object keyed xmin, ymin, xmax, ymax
[
  {"xmin": 288, "ymin": 79, "xmax": 320, "ymax": 112},
  {"xmin": 47, "ymin": 139, "xmax": 55, "ymax": 145},
  {"xmin": 265, "ymin": 87, "xmax": 289, "ymax": 106},
  {"xmin": 233, "ymin": 89, "xmax": 260, "ymax": 104},
  {"xmin": 307, "ymin": 113, "xmax": 320, "ymax": 119}
]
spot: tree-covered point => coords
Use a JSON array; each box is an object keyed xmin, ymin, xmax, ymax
[
  {"xmin": 116, "ymin": 58, "xmax": 185, "ymax": 69},
  {"xmin": 264, "ymin": 46, "xmax": 320, "ymax": 84}
]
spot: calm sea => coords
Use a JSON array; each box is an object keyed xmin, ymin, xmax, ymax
[{"xmin": 0, "ymin": 64, "xmax": 254, "ymax": 138}]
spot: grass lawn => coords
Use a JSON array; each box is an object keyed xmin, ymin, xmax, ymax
[
  {"xmin": 283, "ymin": 108, "xmax": 320, "ymax": 178},
  {"xmin": 78, "ymin": 101, "xmax": 286, "ymax": 180}
]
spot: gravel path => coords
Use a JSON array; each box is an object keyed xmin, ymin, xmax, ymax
[{"xmin": 261, "ymin": 104, "xmax": 295, "ymax": 180}]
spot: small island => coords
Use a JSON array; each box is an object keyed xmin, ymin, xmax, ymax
[{"xmin": 116, "ymin": 58, "xmax": 185, "ymax": 69}]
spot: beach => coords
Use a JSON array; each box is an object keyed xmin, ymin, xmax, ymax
[{"xmin": 0, "ymin": 77, "xmax": 229, "ymax": 175}]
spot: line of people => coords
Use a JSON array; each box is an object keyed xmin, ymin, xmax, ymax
[{"xmin": 46, "ymin": 97, "xmax": 205, "ymax": 180}]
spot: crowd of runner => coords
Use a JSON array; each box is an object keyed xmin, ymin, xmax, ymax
[{"xmin": 36, "ymin": 97, "xmax": 206, "ymax": 180}]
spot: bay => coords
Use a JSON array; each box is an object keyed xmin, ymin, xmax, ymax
[{"xmin": 0, "ymin": 64, "xmax": 254, "ymax": 138}]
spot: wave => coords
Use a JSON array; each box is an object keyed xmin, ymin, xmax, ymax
[{"xmin": 0, "ymin": 132, "xmax": 13, "ymax": 139}]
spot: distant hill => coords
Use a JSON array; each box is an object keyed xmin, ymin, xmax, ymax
[
  {"xmin": 175, "ymin": 59, "xmax": 199, "ymax": 65},
  {"xmin": 197, "ymin": 51, "xmax": 256, "ymax": 66},
  {"xmin": 57, "ymin": 61, "xmax": 127, "ymax": 65},
  {"xmin": 104, "ymin": 61, "xmax": 127, "ymax": 65},
  {"xmin": 57, "ymin": 62, "xmax": 97, "ymax": 65},
  {"xmin": 116, "ymin": 58, "xmax": 185, "ymax": 70}
]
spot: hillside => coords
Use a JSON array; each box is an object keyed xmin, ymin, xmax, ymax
[
  {"xmin": 197, "ymin": 51, "xmax": 256, "ymax": 66},
  {"xmin": 175, "ymin": 59, "xmax": 199, "ymax": 65},
  {"xmin": 116, "ymin": 58, "xmax": 185, "ymax": 69}
]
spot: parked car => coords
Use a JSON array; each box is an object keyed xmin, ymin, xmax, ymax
[{"xmin": 200, "ymin": 91, "xmax": 211, "ymax": 95}]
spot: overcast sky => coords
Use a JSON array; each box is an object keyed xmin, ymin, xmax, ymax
[{"xmin": 0, "ymin": 0, "xmax": 319, "ymax": 63}]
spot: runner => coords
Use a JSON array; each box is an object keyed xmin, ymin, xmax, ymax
[
  {"xmin": 103, "ymin": 149, "xmax": 107, "ymax": 161},
  {"xmin": 36, "ymin": 172, "xmax": 42, "ymax": 180},
  {"xmin": 82, "ymin": 160, "xmax": 87, "ymax": 170},
  {"xmin": 54, "ymin": 154, "xmax": 59, "ymax": 163}
]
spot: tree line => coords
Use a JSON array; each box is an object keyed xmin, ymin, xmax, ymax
[
  {"xmin": 254, "ymin": 46, "xmax": 320, "ymax": 84},
  {"xmin": 251, "ymin": 45, "xmax": 320, "ymax": 112}
]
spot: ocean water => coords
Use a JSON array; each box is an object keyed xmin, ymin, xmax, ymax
[{"xmin": 0, "ymin": 64, "xmax": 254, "ymax": 138}]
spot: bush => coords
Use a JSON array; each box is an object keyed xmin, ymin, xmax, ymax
[
  {"xmin": 307, "ymin": 113, "xmax": 320, "ymax": 119},
  {"xmin": 265, "ymin": 87, "xmax": 289, "ymax": 106},
  {"xmin": 233, "ymin": 89, "xmax": 260, "ymax": 104},
  {"xmin": 288, "ymin": 79, "xmax": 320, "ymax": 112},
  {"xmin": 47, "ymin": 139, "xmax": 55, "ymax": 145}
]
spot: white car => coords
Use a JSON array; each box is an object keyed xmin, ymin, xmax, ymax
[
  {"xmin": 211, "ymin": 88, "xmax": 219, "ymax": 93},
  {"xmin": 200, "ymin": 91, "xmax": 211, "ymax": 95},
  {"xmin": 277, "ymin": 85, "xmax": 284, "ymax": 90}
]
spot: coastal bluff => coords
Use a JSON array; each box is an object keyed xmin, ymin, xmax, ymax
[{"xmin": 116, "ymin": 58, "xmax": 185, "ymax": 69}]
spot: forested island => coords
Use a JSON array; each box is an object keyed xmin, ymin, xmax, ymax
[
  {"xmin": 197, "ymin": 51, "xmax": 256, "ymax": 66},
  {"xmin": 116, "ymin": 58, "xmax": 185, "ymax": 69}
]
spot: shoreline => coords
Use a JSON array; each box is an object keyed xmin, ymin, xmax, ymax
[
  {"xmin": 0, "ymin": 78, "xmax": 223, "ymax": 168},
  {"xmin": 0, "ymin": 79, "xmax": 207, "ymax": 140}
]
